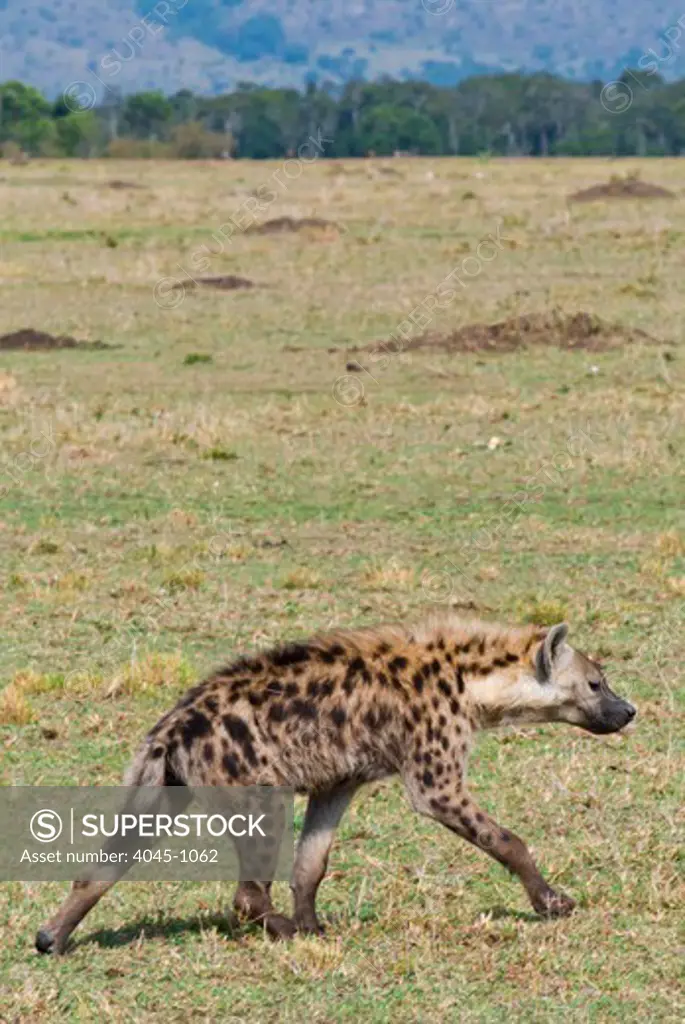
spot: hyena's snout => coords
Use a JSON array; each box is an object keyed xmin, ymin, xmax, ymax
[{"xmin": 587, "ymin": 694, "xmax": 637, "ymax": 734}]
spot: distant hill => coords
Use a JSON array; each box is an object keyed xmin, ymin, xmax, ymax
[{"xmin": 0, "ymin": 0, "xmax": 681, "ymax": 98}]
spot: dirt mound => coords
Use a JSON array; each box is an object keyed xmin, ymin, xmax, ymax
[
  {"xmin": 0, "ymin": 329, "xmax": 113, "ymax": 351},
  {"xmin": 247, "ymin": 216, "xmax": 337, "ymax": 235},
  {"xmin": 175, "ymin": 275, "xmax": 255, "ymax": 291},
  {"xmin": 569, "ymin": 176, "xmax": 675, "ymax": 202},
  {"xmin": 107, "ymin": 179, "xmax": 143, "ymax": 190},
  {"xmin": 352, "ymin": 311, "xmax": 655, "ymax": 356}
]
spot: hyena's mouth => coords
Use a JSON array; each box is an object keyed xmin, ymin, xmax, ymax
[{"xmin": 585, "ymin": 702, "xmax": 637, "ymax": 734}]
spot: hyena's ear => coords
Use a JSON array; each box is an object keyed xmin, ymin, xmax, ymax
[{"xmin": 535, "ymin": 623, "xmax": 569, "ymax": 683}]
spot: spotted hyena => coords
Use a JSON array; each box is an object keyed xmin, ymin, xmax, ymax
[{"xmin": 36, "ymin": 616, "xmax": 636, "ymax": 954}]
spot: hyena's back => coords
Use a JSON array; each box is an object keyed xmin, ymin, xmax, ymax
[{"xmin": 126, "ymin": 623, "xmax": 481, "ymax": 794}]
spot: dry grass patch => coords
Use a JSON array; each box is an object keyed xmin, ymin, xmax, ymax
[
  {"xmin": 359, "ymin": 559, "xmax": 416, "ymax": 591},
  {"xmin": 104, "ymin": 651, "xmax": 194, "ymax": 699},
  {"xmin": 0, "ymin": 681, "xmax": 36, "ymax": 725},
  {"xmin": 279, "ymin": 567, "xmax": 323, "ymax": 590}
]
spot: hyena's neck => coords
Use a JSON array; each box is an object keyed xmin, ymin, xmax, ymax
[{"xmin": 411, "ymin": 615, "xmax": 547, "ymax": 730}]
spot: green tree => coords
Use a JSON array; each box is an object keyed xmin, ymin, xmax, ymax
[{"xmin": 121, "ymin": 91, "xmax": 173, "ymax": 140}]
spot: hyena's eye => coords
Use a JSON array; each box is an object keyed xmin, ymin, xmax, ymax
[{"xmin": 589, "ymin": 680, "xmax": 601, "ymax": 692}]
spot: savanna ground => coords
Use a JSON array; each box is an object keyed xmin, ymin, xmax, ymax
[{"xmin": 0, "ymin": 156, "xmax": 683, "ymax": 1022}]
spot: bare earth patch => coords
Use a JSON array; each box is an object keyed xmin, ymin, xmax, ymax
[
  {"xmin": 0, "ymin": 328, "xmax": 114, "ymax": 351},
  {"xmin": 346, "ymin": 311, "xmax": 657, "ymax": 356},
  {"xmin": 174, "ymin": 275, "xmax": 255, "ymax": 291},
  {"xmin": 246, "ymin": 216, "xmax": 338, "ymax": 235},
  {"xmin": 569, "ymin": 176, "xmax": 675, "ymax": 202}
]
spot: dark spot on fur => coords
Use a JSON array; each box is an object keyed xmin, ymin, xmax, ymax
[
  {"xmin": 343, "ymin": 656, "xmax": 369, "ymax": 694},
  {"xmin": 268, "ymin": 702, "xmax": 286, "ymax": 723},
  {"xmin": 437, "ymin": 679, "xmax": 452, "ymax": 698},
  {"xmin": 330, "ymin": 706, "xmax": 346, "ymax": 728},
  {"xmin": 437, "ymin": 637, "xmax": 445, "ymax": 651},
  {"xmin": 438, "ymin": 714, "xmax": 447, "ymax": 727},
  {"xmin": 431, "ymin": 659, "xmax": 441, "ymax": 675},
  {"xmin": 181, "ymin": 709, "xmax": 212, "ymax": 749},
  {"xmin": 151, "ymin": 746, "xmax": 164, "ymax": 759},
  {"xmin": 222, "ymin": 753, "xmax": 240, "ymax": 779},
  {"xmin": 427, "ymin": 642, "xmax": 435, "ymax": 652},
  {"xmin": 320, "ymin": 643, "xmax": 345, "ymax": 664},
  {"xmin": 456, "ymin": 670, "xmax": 465, "ymax": 694},
  {"xmin": 377, "ymin": 672, "xmax": 389, "ymax": 688},
  {"xmin": 270, "ymin": 644, "xmax": 310, "ymax": 669},
  {"xmin": 389, "ymin": 656, "xmax": 408, "ymax": 673},
  {"xmin": 412, "ymin": 671, "xmax": 424, "ymax": 694},
  {"xmin": 375, "ymin": 642, "xmax": 391, "ymax": 657},
  {"xmin": 266, "ymin": 681, "xmax": 284, "ymax": 696},
  {"xmin": 223, "ymin": 714, "xmax": 258, "ymax": 766},
  {"xmin": 248, "ymin": 692, "xmax": 266, "ymax": 707},
  {"xmin": 422, "ymin": 770, "xmax": 434, "ymax": 787},
  {"xmin": 423, "ymin": 751, "xmax": 433, "ymax": 765},
  {"xmin": 291, "ymin": 699, "xmax": 318, "ymax": 721},
  {"xmin": 307, "ymin": 680, "xmax": 320, "ymax": 698},
  {"xmin": 320, "ymin": 679, "xmax": 334, "ymax": 697},
  {"xmin": 506, "ymin": 652, "xmax": 519, "ymax": 664},
  {"xmin": 203, "ymin": 742, "xmax": 214, "ymax": 763},
  {"xmin": 204, "ymin": 697, "xmax": 218, "ymax": 714},
  {"xmin": 285, "ymin": 682, "xmax": 299, "ymax": 698}
]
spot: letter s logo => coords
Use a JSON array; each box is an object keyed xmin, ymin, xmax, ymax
[{"xmin": 30, "ymin": 809, "xmax": 63, "ymax": 843}]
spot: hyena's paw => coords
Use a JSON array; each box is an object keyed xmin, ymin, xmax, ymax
[
  {"xmin": 35, "ymin": 927, "xmax": 67, "ymax": 956},
  {"xmin": 533, "ymin": 888, "xmax": 576, "ymax": 919},
  {"xmin": 294, "ymin": 914, "xmax": 326, "ymax": 937},
  {"xmin": 264, "ymin": 913, "xmax": 298, "ymax": 941}
]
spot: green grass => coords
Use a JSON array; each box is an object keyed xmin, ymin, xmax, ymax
[{"xmin": 0, "ymin": 156, "xmax": 683, "ymax": 1022}]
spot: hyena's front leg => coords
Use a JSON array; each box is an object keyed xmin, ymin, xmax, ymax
[{"xmin": 405, "ymin": 774, "xmax": 575, "ymax": 918}]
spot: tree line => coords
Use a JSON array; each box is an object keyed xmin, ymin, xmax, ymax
[{"xmin": 0, "ymin": 70, "xmax": 682, "ymax": 159}]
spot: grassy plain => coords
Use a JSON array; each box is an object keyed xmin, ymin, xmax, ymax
[{"xmin": 0, "ymin": 156, "xmax": 683, "ymax": 1022}]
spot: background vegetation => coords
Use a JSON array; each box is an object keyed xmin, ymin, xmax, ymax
[{"xmin": 2, "ymin": 70, "xmax": 685, "ymax": 159}]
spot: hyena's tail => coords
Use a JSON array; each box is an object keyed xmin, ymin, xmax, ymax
[{"xmin": 122, "ymin": 738, "xmax": 186, "ymax": 788}]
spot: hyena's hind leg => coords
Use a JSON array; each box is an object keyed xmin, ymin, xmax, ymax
[
  {"xmin": 232, "ymin": 881, "xmax": 295, "ymax": 940},
  {"xmin": 290, "ymin": 781, "xmax": 359, "ymax": 935},
  {"xmin": 232, "ymin": 791, "xmax": 295, "ymax": 940},
  {"xmin": 36, "ymin": 745, "xmax": 189, "ymax": 955}
]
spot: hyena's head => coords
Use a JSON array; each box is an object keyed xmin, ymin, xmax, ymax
[{"xmin": 532, "ymin": 623, "xmax": 637, "ymax": 734}]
